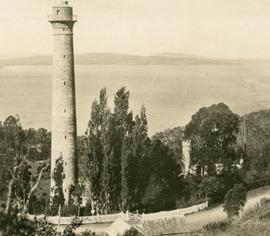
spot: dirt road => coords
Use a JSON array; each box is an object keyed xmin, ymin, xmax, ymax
[{"xmin": 185, "ymin": 185, "xmax": 270, "ymax": 230}]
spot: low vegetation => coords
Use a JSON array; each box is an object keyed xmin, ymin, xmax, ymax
[
  {"xmin": 203, "ymin": 197, "xmax": 270, "ymax": 236},
  {"xmin": 135, "ymin": 216, "xmax": 186, "ymax": 235}
]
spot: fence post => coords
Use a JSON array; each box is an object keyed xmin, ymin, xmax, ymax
[
  {"xmin": 126, "ymin": 210, "xmax": 129, "ymax": 221},
  {"xmin": 120, "ymin": 211, "xmax": 124, "ymax": 220},
  {"xmin": 239, "ymin": 210, "xmax": 243, "ymax": 219},
  {"xmin": 57, "ymin": 204, "xmax": 61, "ymax": 232},
  {"xmin": 142, "ymin": 213, "xmax": 145, "ymax": 221}
]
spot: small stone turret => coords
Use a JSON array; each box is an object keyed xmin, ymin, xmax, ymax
[
  {"xmin": 48, "ymin": 0, "xmax": 78, "ymax": 203},
  {"xmin": 182, "ymin": 140, "xmax": 191, "ymax": 175}
]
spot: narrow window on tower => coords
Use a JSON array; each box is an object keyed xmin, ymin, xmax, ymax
[
  {"xmin": 63, "ymin": 55, "xmax": 66, "ymax": 59},
  {"xmin": 64, "ymin": 108, "xmax": 66, "ymax": 113},
  {"xmin": 64, "ymin": 81, "xmax": 66, "ymax": 86},
  {"xmin": 65, "ymin": 135, "xmax": 67, "ymax": 139},
  {"xmin": 57, "ymin": 10, "xmax": 60, "ymax": 15}
]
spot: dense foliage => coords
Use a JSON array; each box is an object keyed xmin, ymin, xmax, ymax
[
  {"xmin": 240, "ymin": 110, "xmax": 270, "ymax": 185},
  {"xmin": 0, "ymin": 116, "xmax": 51, "ymax": 208},
  {"xmin": 0, "ymin": 211, "xmax": 34, "ymax": 236},
  {"xmin": 1, "ymin": 90, "xmax": 270, "ymax": 219},
  {"xmin": 185, "ymin": 103, "xmax": 242, "ymax": 176},
  {"xmin": 0, "ymin": 212, "xmax": 93, "ymax": 236},
  {"xmin": 81, "ymin": 87, "xmax": 180, "ymax": 213},
  {"xmin": 152, "ymin": 127, "xmax": 184, "ymax": 169},
  {"xmin": 223, "ymin": 184, "xmax": 247, "ymax": 218}
]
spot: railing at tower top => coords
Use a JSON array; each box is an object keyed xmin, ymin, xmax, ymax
[{"xmin": 48, "ymin": 15, "xmax": 77, "ymax": 22}]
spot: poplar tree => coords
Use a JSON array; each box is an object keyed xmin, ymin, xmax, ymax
[
  {"xmin": 113, "ymin": 87, "xmax": 133, "ymax": 211},
  {"xmin": 130, "ymin": 105, "xmax": 149, "ymax": 209},
  {"xmin": 101, "ymin": 113, "xmax": 117, "ymax": 213},
  {"xmin": 85, "ymin": 88, "xmax": 109, "ymax": 208},
  {"xmin": 120, "ymin": 135, "xmax": 133, "ymax": 211}
]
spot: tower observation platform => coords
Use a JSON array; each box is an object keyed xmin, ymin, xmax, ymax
[{"xmin": 48, "ymin": 1, "xmax": 77, "ymax": 23}]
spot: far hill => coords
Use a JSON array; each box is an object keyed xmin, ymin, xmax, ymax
[{"xmin": 0, "ymin": 53, "xmax": 241, "ymax": 66}]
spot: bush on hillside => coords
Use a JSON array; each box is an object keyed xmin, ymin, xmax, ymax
[
  {"xmin": 34, "ymin": 216, "xmax": 57, "ymax": 236},
  {"xmin": 122, "ymin": 228, "xmax": 143, "ymax": 236},
  {"xmin": 80, "ymin": 230, "xmax": 96, "ymax": 236},
  {"xmin": 63, "ymin": 216, "xmax": 83, "ymax": 236},
  {"xmin": 223, "ymin": 184, "xmax": 247, "ymax": 218},
  {"xmin": 203, "ymin": 220, "xmax": 230, "ymax": 234},
  {"xmin": 259, "ymin": 197, "xmax": 270, "ymax": 207}
]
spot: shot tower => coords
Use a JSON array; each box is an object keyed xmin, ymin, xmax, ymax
[{"xmin": 48, "ymin": 1, "xmax": 78, "ymax": 203}]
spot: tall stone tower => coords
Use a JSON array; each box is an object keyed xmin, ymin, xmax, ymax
[{"xmin": 48, "ymin": 0, "xmax": 78, "ymax": 203}]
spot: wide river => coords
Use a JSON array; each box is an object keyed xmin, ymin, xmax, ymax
[{"xmin": 0, "ymin": 62, "xmax": 270, "ymax": 135}]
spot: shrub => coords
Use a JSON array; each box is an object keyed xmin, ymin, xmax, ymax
[
  {"xmin": 203, "ymin": 220, "xmax": 230, "ymax": 234},
  {"xmin": 223, "ymin": 184, "xmax": 247, "ymax": 218},
  {"xmin": 80, "ymin": 230, "xmax": 96, "ymax": 236},
  {"xmin": 0, "ymin": 211, "xmax": 34, "ymax": 236},
  {"xmin": 63, "ymin": 216, "xmax": 83, "ymax": 236},
  {"xmin": 34, "ymin": 216, "xmax": 57, "ymax": 236},
  {"xmin": 122, "ymin": 228, "xmax": 143, "ymax": 236},
  {"xmin": 259, "ymin": 197, "xmax": 270, "ymax": 207}
]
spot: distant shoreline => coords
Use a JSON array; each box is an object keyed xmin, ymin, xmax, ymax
[{"xmin": 0, "ymin": 53, "xmax": 243, "ymax": 67}]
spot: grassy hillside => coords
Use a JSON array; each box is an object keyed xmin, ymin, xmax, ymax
[{"xmin": 202, "ymin": 197, "xmax": 270, "ymax": 236}]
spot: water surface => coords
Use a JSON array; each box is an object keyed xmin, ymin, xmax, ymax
[{"xmin": 0, "ymin": 63, "xmax": 269, "ymax": 135}]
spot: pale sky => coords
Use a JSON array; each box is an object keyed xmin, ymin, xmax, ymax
[{"xmin": 2, "ymin": 0, "xmax": 270, "ymax": 58}]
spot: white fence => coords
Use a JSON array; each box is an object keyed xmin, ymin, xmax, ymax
[
  {"xmin": 27, "ymin": 213, "xmax": 121, "ymax": 225},
  {"xmin": 27, "ymin": 201, "xmax": 208, "ymax": 225},
  {"xmin": 141, "ymin": 201, "xmax": 208, "ymax": 220}
]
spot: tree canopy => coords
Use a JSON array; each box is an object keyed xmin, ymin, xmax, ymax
[
  {"xmin": 184, "ymin": 103, "xmax": 242, "ymax": 176},
  {"xmin": 82, "ymin": 87, "xmax": 179, "ymax": 213}
]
